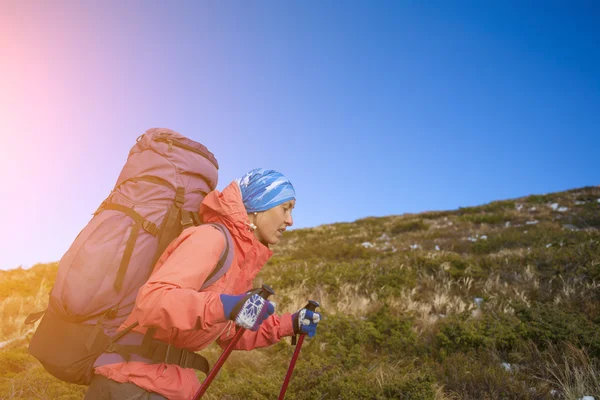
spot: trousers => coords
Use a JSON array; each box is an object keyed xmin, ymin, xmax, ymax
[{"xmin": 83, "ymin": 375, "xmax": 168, "ymax": 400}]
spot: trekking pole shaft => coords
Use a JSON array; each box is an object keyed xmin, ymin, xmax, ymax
[
  {"xmin": 278, "ymin": 300, "xmax": 319, "ymax": 400},
  {"xmin": 194, "ymin": 327, "xmax": 245, "ymax": 399},
  {"xmin": 193, "ymin": 284, "xmax": 275, "ymax": 400},
  {"xmin": 277, "ymin": 333, "xmax": 306, "ymax": 400}
]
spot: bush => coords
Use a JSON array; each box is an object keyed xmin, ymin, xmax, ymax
[
  {"xmin": 366, "ymin": 305, "xmax": 417, "ymax": 357},
  {"xmin": 382, "ymin": 374, "xmax": 436, "ymax": 399},
  {"xmin": 435, "ymin": 350, "xmax": 542, "ymax": 399},
  {"xmin": 515, "ymin": 302, "xmax": 600, "ymax": 357},
  {"xmin": 372, "ymin": 258, "xmax": 417, "ymax": 295},
  {"xmin": 525, "ymin": 194, "xmax": 555, "ymax": 204},
  {"xmin": 459, "ymin": 200, "xmax": 515, "ymax": 215},
  {"xmin": 434, "ymin": 312, "xmax": 526, "ymax": 355},
  {"xmin": 391, "ymin": 220, "xmax": 429, "ymax": 235},
  {"xmin": 458, "ymin": 213, "xmax": 506, "ymax": 225},
  {"xmin": 319, "ymin": 314, "xmax": 382, "ymax": 367},
  {"xmin": 291, "ymin": 239, "xmax": 379, "ymax": 261},
  {"xmin": 0, "ymin": 348, "xmax": 37, "ymax": 377}
]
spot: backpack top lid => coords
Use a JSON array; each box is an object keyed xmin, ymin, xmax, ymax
[
  {"xmin": 115, "ymin": 128, "xmax": 220, "ymax": 198},
  {"xmin": 136, "ymin": 128, "xmax": 219, "ymax": 169}
]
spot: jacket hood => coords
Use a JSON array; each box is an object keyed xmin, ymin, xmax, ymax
[{"xmin": 199, "ymin": 181, "xmax": 273, "ymax": 267}]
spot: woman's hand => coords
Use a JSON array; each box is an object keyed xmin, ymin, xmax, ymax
[
  {"xmin": 220, "ymin": 293, "xmax": 275, "ymax": 331},
  {"xmin": 292, "ymin": 307, "xmax": 321, "ymax": 337}
]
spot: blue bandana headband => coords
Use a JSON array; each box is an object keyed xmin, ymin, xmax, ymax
[{"xmin": 236, "ymin": 168, "xmax": 296, "ymax": 213}]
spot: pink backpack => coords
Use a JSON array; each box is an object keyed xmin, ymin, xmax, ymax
[{"xmin": 27, "ymin": 128, "xmax": 233, "ymax": 384}]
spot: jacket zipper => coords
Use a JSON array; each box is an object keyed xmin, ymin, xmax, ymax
[{"xmin": 155, "ymin": 137, "xmax": 218, "ymax": 169}]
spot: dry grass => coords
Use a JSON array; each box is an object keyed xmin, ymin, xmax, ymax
[
  {"xmin": 536, "ymin": 343, "xmax": 600, "ymax": 399},
  {"xmin": 0, "ymin": 279, "xmax": 49, "ymax": 344}
]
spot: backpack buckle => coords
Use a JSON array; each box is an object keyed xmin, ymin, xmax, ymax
[
  {"xmin": 106, "ymin": 342, "xmax": 117, "ymax": 353},
  {"xmin": 181, "ymin": 211, "xmax": 194, "ymax": 230},
  {"xmin": 142, "ymin": 220, "xmax": 158, "ymax": 236},
  {"xmin": 105, "ymin": 306, "xmax": 118, "ymax": 319},
  {"xmin": 164, "ymin": 343, "xmax": 172, "ymax": 362},
  {"xmin": 175, "ymin": 187, "xmax": 185, "ymax": 208},
  {"xmin": 179, "ymin": 349, "xmax": 189, "ymax": 367}
]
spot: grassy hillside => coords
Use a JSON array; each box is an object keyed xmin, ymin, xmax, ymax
[{"xmin": 1, "ymin": 186, "xmax": 599, "ymax": 399}]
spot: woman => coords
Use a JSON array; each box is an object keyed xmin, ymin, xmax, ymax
[{"xmin": 84, "ymin": 168, "xmax": 321, "ymax": 400}]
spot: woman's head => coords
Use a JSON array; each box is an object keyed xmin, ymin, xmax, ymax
[{"xmin": 236, "ymin": 168, "xmax": 295, "ymax": 246}]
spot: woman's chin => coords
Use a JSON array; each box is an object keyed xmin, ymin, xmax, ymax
[{"xmin": 269, "ymin": 233, "xmax": 282, "ymax": 245}]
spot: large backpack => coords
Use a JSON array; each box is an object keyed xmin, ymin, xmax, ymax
[{"xmin": 27, "ymin": 128, "xmax": 233, "ymax": 385}]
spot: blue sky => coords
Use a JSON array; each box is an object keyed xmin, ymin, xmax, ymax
[{"xmin": 0, "ymin": 1, "xmax": 598, "ymax": 270}]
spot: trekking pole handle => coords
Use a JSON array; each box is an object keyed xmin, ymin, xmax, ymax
[
  {"xmin": 305, "ymin": 300, "xmax": 319, "ymax": 312},
  {"xmin": 258, "ymin": 284, "xmax": 275, "ymax": 299},
  {"xmin": 291, "ymin": 300, "xmax": 319, "ymax": 345}
]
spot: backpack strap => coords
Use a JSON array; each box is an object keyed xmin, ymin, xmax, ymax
[
  {"xmin": 200, "ymin": 223, "xmax": 234, "ymax": 290},
  {"xmin": 100, "ymin": 223, "xmax": 234, "ymax": 373},
  {"xmin": 104, "ymin": 326, "xmax": 209, "ymax": 374},
  {"xmin": 94, "ymin": 202, "xmax": 160, "ymax": 292},
  {"xmin": 152, "ymin": 187, "xmax": 189, "ymax": 268}
]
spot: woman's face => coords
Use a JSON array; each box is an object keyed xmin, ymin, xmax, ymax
[{"xmin": 253, "ymin": 200, "xmax": 295, "ymax": 246}]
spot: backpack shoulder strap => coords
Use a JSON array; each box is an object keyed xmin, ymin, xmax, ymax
[
  {"xmin": 99, "ymin": 223, "xmax": 233, "ymax": 373},
  {"xmin": 200, "ymin": 223, "xmax": 234, "ymax": 290}
]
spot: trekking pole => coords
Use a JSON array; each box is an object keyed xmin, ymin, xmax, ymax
[
  {"xmin": 193, "ymin": 284, "xmax": 275, "ymax": 400},
  {"xmin": 278, "ymin": 300, "xmax": 320, "ymax": 400}
]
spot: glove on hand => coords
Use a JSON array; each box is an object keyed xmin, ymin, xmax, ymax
[
  {"xmin": 220, "ymin": 293, "xmax": 275, "ymax": 331},
  {"xmin": 292, "ymin": 308, "xmax": 321, "ymax": 337}
]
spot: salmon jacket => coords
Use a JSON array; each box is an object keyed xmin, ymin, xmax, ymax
[{"xmin": 94, "ymin": 181, "xmax": 295, "ymax": 400}]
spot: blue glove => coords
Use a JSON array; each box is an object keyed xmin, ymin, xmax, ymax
[
  {"xmin": 220, "ymin": 293, "xmax": 275, "ymax": 331},
  {"xmin": 292, "ymin": 308, "xmax": 321, "ymax": 337}
]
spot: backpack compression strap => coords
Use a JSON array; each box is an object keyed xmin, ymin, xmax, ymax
[{"xmin": 94, "ymin": 202, "xmax": 160, "ymax": 292}]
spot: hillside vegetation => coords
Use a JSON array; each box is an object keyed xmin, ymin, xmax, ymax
[{"xmin": 1, "ymin": 186, "xmax": 599, "ymax": 399}]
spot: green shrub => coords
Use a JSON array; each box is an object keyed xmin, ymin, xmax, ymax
[
  {"xmin": 367, "ymin": 305, "xmax": 417, "ymax": 357},
  {"xmin": 458, "ymin": 213, "xmax": 506, "ymax": 225},
  {"xmin": 459, "ymin": 200, "xmax": 516, "ymax": 215},
  {"xmin": 391, "ymin": 220, "xmax": 429, "ymax": 235},
  {"xmin": 435, "ymin": 312, "xmax": 525, "ymax": 355},
  {"xmin": 572, "ymin": 202, "xmax": 600, "ymax": 228},
  {"xmin": 291, "ymin": 239, "xmax": 379, "ymax": 261},
  {"xmin": 372, "ymin": 258, "xmax": 417, "ymax": 296},
  {"xmin": 382, "ymin": 374, "xmax": 436, "ymax": 399},
  {"xmin": 515, "ymin": 302, "xmax": 600, "ymax": 357},
  {"xmin": 435, "ymin": 350, "xmax": 542, "ymax": 399},
  {"xmin": 526, "ymin": 194, "xmax": 554, "ymax": 204},
  {"xmin": 409, "ymin": 252, "xmax": 482, "ymax": 279},
  {"xmin": 319, "ymin": 314, "xmax": 382, "ymax": 368},
  {"xmin": 0, "ymin": 348, "xmax": 37, "ymax": 377}
]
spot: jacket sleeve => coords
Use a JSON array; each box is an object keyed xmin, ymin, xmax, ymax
[
  {"xmin": 216, "ymin": 312, "xmax": 295, "ymax": 350},
  {"xmin": 129, "ymin": 225, "xmax": 229, "ymax": 331}
]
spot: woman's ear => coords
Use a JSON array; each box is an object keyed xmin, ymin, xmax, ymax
[
  {"xmin": 248, "ymin": 211, "xmax": 258, "ymax": 223},
  {"xmin": 246, "ymin": 212, "xmax": 259, "ymax": 231}
]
